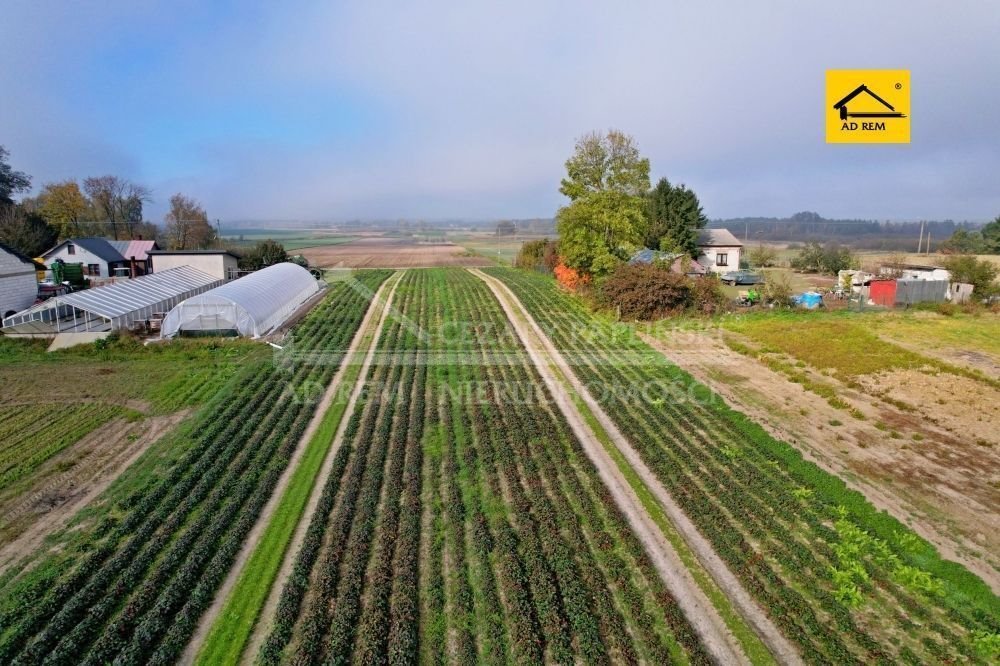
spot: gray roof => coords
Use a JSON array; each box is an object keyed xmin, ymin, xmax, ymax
[
  {"xmin": 45, "ymin": 237, "xmax": 126, "ymax": 263},
  {"xmin": 629, "ymin": 249, "xmax": 683, "ymax": 264},
  {"xmin": 60, "ymin": 266, "xmax": 220, "ymax": 319},
  {"xmin": 697, "ymin": 228, "xmax": 742, "ymax": 247}
]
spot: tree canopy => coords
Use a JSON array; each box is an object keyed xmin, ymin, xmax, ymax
[
  {"xmin": 164, "ymin": 193, "xmax": 216, "ymax": 250},
  {"xmin": 83, "ymin": 175, "xmax": 151, "ymax": 240},
  {"xmin": 0, "ymin": 146, "xmax": 31, "ymax": 205},
  {"xmin": 238, "ymin": 239, "xmax": 289, "ymax": 271},
  {"xmin": 0, "ymin": 205, "xmax": 57, "ymax": 257},
  {"xmin": 37, "ymin": 181, "xmax": 89, "ymax": 239},
  {"xmin": 941, "ymin": 216, "xmax": 1000, "ymax": 254},
  {"xmin": 643, "ymin": 178, "xmax": 708, "ymax": 257},
  {"xmin": 556, "ymin": 130, "xmax": 650, "ymax": 276}
]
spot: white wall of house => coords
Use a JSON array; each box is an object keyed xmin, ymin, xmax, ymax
[
  {"xmin": 151, "ymin": 254, "xmax": 239, "ymax": 281},
  {"xmin": 0, "ymin": 250, "xmax": 38, "ymax": 318},
  {"xmin": 44, "ymin": 244, "xmax": 111, "ymax": 277},
  {"xmin": 697, "ymin": 245, "xmax": 742, "ymax": 274}
]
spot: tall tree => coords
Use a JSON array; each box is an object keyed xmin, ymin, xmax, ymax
[
  {"xmin": 643, "ymin": 178, "xmax": 708, "ymax": 257},
  {"xmin": 0, "ymin": 146, "xmax": 31, "ymax": 205},
  {"xmin": 164, "ymin": 193, "xmax": 215, "ymax": 249},
  {"xmin": 83, "ymin": 175, "xmax": 151, "ymax": 240},
  {"xmin": 0, "ymin": 205, "xmax": 57, "ymax": 257},
  {"xmin": 556, "ymin": 130, "xmax": 650, "ymax": 276},
  {"xmin": 37, "ymin": 181, "xmax": 89, "ymax": 239}
]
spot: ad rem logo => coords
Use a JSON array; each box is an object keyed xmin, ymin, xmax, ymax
[
  {"xmin": 825, "ymin": 70, "xmax": 909, "ymax": 144},
  {"xmin": 833, "ymin": 84, "xmax": 905, "ymax": 131}
]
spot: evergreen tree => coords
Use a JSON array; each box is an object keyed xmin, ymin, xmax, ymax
[{"xmin": 643, "ymin": 178, "xmax": 708, "ymax": 258}]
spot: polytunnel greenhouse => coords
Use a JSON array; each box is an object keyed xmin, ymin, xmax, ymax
[{"xmin": 160, "ymin": 262, "xmax": 321, "ymax": 338}]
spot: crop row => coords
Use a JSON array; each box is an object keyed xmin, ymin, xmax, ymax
[
  {"xmin": 0, "ymin": 270, "xmax": 392, "ymax": 665},
  {"xmin": 486, "ymin": 266, "xmax": 1000, "ymax": 664},
  {"xmin": 0, "ymin": 402, "xmax": 131, "ymax": 488},
  {"xmin": 258, "ymin": 268, "xmax": 709, "ymax": 665}
]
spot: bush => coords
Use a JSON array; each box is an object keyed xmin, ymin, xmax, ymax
[
  {"xmin": 553, "ymin": 262, "xmax": 590, "ymax": 292},
  {"xmin": 748, "ymin": 244, "xmax": 778, "ymax": 268},
  {"xmin": 790, "ymin": 242, "xmax": 856, "ymax": 274},
  {"xmin": 598, "ymin": 264, "xmax": 691, "ymax": 319},
  {"xmin": 515, "ymin": 238, "xmax": 559, "ymax": 273},
  {"xmin": 689, "ymin": 275, "xmax": 727, "ymax": 315},
  {"xmin": 760, "ymin": 270, "xmax": 794, "ymax": 306},
  {"xmin": 598, "ymin": 264, "xmax": 729, "ymax": 319}
]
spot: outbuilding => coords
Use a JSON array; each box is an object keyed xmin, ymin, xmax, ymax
[
  {"xmin": 160, "ymin": 262, "xmax": 321, "ymax": 338},
  {"xmin": 148, "ymin": 250, "xmax": 240, "ymax": 281},
  {"xmin": 0, "ymin": 243, "xmax": 40, "ymax": 321}
]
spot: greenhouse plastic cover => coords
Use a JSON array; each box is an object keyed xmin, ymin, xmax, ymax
[{"xmin": 160, "ymin": 262, "xmax": 320, "ymax": 338}]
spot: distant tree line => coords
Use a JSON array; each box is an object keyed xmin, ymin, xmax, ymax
[{"xmin": 711, "ymin": 211, "xmax": 984, "ymax": 251}]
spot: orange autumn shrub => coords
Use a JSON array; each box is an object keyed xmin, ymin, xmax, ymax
[{"xmin": 554, "ymin": 262, "xmax": 591, "ymax": 291}]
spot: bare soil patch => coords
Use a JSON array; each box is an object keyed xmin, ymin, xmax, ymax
[
  {"xmin": 300, "ymin": 237, "xmax": 493, "ymax": 268},
  {"xmin": 0, "ymin": 410, "xmax": 189, "ymax": 575},
  {"xmin": 644, "ymin": 327, "xmax": 1000, "ymax": 592}
]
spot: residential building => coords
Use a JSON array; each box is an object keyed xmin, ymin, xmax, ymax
[
  {"xmin": 696, "ymin": 229, "xmax": 743, "ymax": 274},
  {"xmin": 41, "ymin": 237, "xmax": 158, "ymax": 278}
]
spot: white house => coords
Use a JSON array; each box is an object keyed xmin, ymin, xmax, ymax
[
  {"xmin": 696, "ymin": 229, "xmax": 743, "ymax": 274},
  {"xmin": 148, "ymin": 250, "xmax": 241, "ymax": 281},
  {"xmin": 42, "ymin": 238, "xmax": 128, "ymax": 278},
  {"xmin": 0, "ymin": 243, "xmax": 39, "ymax": 320}
]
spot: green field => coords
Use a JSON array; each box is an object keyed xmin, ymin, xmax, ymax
[{"xmin": 219, "ymin": 227, "xmax": 357, "ymax": 251}]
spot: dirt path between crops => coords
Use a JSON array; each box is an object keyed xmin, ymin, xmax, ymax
[
  {"xmin": 181, "ymin": 272, "xmax": 402, "ymax": 665},
  {"xmin": 472, "ymin": 269, "xmax": 800, "ymax": 666},
  {"xmin": 0, "ymin": 410, "xmax": 189, "ymax": 577}
]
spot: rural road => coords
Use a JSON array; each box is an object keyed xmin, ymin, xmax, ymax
[
  {"xmin": 181, "ymin": 271, "xmax": 402, "ymax": 665},
  {"xmin": 472, "ymin": 268, "xmax": 776, "ymax": 665}
]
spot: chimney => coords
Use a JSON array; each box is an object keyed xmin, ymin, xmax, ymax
[{"xmin": 130, "ymin": 256, "xmax": 138, "ymax": 278}]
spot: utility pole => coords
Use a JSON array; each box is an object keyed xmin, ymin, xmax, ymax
[
  {"xmin": 916, "ymin": 221, "xmax": 924, "ymax": 253},
  {"xmin": 926, "ymin": 231, "xmax": 931, "ymax": 254}
]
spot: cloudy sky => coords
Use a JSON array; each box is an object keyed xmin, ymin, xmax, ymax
[{"xmin": 2, "ymin": 1, "xmax": 998, "ymax": 222}]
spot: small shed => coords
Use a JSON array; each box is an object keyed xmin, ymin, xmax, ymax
[
  {"xmin": 160, "ymin": 262, "xmax": 320, "ymax": 338},
  {"xmin": 869, "ymin": 279, "xmax": 897, "ymax": 307},
  {"xmin": 1, "ymin": 266, "xmax": 221, "ymax": 334}
]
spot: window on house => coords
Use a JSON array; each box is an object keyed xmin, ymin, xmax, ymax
[
  {"xmin": 87, "ymin": 264, "xmax": 100, "ymax": 276},
  {"xmin": 717, "ymin": 253, "xmax": 728, "ymax": 266},
  {"xmin": 67, "ymin": 244, "xmax": 76, "ymax": 255}
]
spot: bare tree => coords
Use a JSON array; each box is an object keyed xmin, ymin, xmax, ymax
[
  {"xmin": 82, "ymin": 175, "xmax": 151, "ymax": 239},
  {"xmin": 164, "ymin": 193, "xmax": 215, "ymax": 249}
]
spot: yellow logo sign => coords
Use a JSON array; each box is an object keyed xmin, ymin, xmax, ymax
[{"xmin": 826, "ymin": 70, "xmax": 910, "ymax": 143}]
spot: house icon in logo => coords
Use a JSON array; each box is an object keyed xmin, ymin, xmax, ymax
[{"xmin": 832, "ymin": 84, "xmax": 906, "ymax": 121}]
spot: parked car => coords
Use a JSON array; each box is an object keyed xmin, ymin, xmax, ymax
[{"xmin": 721, "ymin": 270, "xmax": 764, "ymax": 286}]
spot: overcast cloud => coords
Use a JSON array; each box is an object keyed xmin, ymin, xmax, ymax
[{"xmin": 2, "ymin": 0, "xmax": 998, "ymax": 222}]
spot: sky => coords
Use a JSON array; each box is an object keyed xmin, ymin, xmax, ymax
[{"xmin": 2, "ymin": 0, "xmax": 999, "ymax": 223}]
